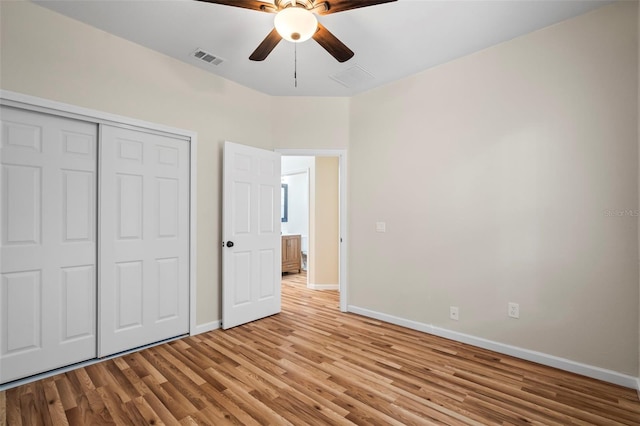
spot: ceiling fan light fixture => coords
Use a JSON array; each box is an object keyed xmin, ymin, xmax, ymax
[{"xmin": 274, "ymin": 7, "xmax": 318, "ymax": 43}]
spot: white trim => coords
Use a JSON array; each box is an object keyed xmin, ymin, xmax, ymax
[
  {"xmin": 282, "ymin": 167, "xmax": 309, "ymax": 177},
  {"xmin": 189, "ymin": 133, "xmax": 199, "ymax": 336},
  {"xmin": 348, "ymin": 306, "xmax": 433, "ymax": 334},
  {"xmin": 0, "ymin": 90, "xmax": 199, "ymax": 338},
  {"xmin": 278, "ymin": 149, "xmax": 345, "ymax": 157},
  {"xmin": 636, "ymin": 377, "xmax": 640, "ymax": 400},
  {"xmin": 307, "ymin": 283, "xmax": 339, "ymax": 290},
  {"xmin": 192, "ymin": 320, "xmax": 221, "ymax": 335},
  {"xmin": 347, "ymin": 305, "xmax": 638, "ymax": 389},
  {"xmin": 276, "ymin": 149, "xmax": 348, "ymax": 312}
]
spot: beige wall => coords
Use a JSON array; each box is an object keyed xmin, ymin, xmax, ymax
[
  {"xmin": 309, "ymin": 157, "xmax": 340, "ymax": 286},
  {"xmin": 0, "ymin": 0, "xmax": 274, "ymax": 325},
  {"xmin": 272, "ymin": 97, "xmax": 349, "ymax": 150},
  {"xmin": 349, "ymin": 1, "xmax": 639, "ymax": 375}
]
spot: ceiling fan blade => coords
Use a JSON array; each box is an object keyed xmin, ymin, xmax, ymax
[
  {"xmin": 312, "ymin": 23, "xmax": 354, "ymax": 62},
  {"xmin": 314, "ymin": 0, "xmax": 397, "ymax": 15},
  {"xmin": 194, "ymin": 0, "xmax": 276, "ymax": 13},
  {"xmin": 249, "ymin": 28, "xmax": 283, "ymax": 61}
]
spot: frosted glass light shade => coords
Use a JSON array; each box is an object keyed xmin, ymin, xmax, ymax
[{"xmin": 274, "ymin": 7, "xmax": 318, "ymax": 43}]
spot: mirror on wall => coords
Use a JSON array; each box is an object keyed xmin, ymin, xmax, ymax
[{"xmin": 281, "ymin": 183, "xmax": 288, "ymax": 222}]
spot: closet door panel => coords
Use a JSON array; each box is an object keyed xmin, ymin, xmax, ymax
[
  {"xmin": 0, "ymin": 106, "xmax": 97, "ymax": 384},
  {"xmin": 156, "ymin": 257, "xmax": 180, "ymax": 321},
  {"xmin": 100, "ymin": 125, "xmax": 189, "ymax": 357},
  {"xmin": 115, "ymin": 261, "xmax": 144, "ymax": 330},
  {"xmin": 2, "ymin": 164, "xmax": 41, "ymax": 245},
  {"xmin": 2, "ymin": 271, "xmax": 41, "ymax": 353},
  {"xmin": 61, "ymin": 265, "xmax": 95, "ymax": 341},
  {"xmin": 63, "ymin": 170, "xmax": 94, "ymax": 242}
]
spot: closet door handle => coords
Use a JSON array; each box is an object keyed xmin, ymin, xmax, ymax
[{"xmin": 226, "ymin": 241, "xmax": 234, "ymax": 248}]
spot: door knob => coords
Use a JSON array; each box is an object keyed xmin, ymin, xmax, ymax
[{"xmin": 226, "ymin": 241, "xmax": 234, "ymax": 248}]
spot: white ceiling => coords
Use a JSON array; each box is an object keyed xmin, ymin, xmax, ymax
[{"xmin": 35, "ymin": 0, "xmax": 612, "ymax": 97}]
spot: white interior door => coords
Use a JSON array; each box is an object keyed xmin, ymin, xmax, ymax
[
  {"xmin": 99, "ymin": 125, "xmax": 189, "ymax": 357},
  {"xmin": 222, "ymin": 141, "xmax": 281, "ymax": 329},
  {"xmin": 1, "ymin": 106, "xmax": 97, "ymax": 383}
]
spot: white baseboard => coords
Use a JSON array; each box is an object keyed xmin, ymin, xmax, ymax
[
  {"xmin": 308, "ymin": 283, "xmax": 339, "ymax": 290},
  {"xmin": 347, "ymin": 305, "xmax": 638, "ymax": 390},
  {"xmin": 191, "ymin": 320, "xmax": 221, "ymax": 336}
]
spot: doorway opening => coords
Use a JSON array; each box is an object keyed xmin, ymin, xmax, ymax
[{"xmin": 277, "ymin": 149, "xmax": 347, "ymax": 312}]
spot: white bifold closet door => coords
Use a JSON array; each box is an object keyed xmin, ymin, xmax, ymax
[
  {"xmin": 99, "ymin": 125, "xmax": 189, "ymax": 357},
  {"xmin": 1, "ymin": 106, "xmax": 97, "ymax": 383}
]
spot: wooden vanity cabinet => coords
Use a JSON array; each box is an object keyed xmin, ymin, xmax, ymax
[{"xmin": 282, "ymin": 235, "xmax": 301, "ymax": 274}]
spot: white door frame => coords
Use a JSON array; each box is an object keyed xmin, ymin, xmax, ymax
[
  {"xmin": 0, "ymin": 90, "xmax": 199, "ymax": 336},
  {"xmin": 276, "ymin": 149, "xmax": 348, "ymax": 312}
]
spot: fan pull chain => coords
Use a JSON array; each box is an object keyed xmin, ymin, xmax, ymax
[{"xmin": 294, "ymin": 43, "xmax": 298, "ymax": 88}]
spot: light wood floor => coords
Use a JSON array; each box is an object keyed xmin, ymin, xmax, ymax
[{"xmin": 2, "ymin": 272, "xmax": 639, "ymax": 425}]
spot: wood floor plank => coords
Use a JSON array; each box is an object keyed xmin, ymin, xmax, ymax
[
  {"xmin": 142, "ymin": 375, "xmax": 196, "ymax": 421},
  {"xmin": 140, "ymin": 349, "xmax": 208, "ymax": 412},
  {"xmin": 2, "ymin": 271, "xmax": 640, "ymax": 424},
  {"xmin": 54, "ymin": 377, "xmax": 78, "ymax": 413},
  {"xmin": 203, "ymin": 366, "xmax": 293, "ymax": 425},
  {"xmin": 129, "ymin": 351, "xmax": 168, "ymax": 386},
  {"xmin": 197, "ymin": 382, "xmax": 260, "ymax": 426},
  {"xmin": 18, "ymin": 391, "xmax": 40, "ymax": 426},
  {"xmin": 121, "ymin": 396, "xmax": 156, "ymax": 426},
  {"xmin": 154, "ymin": 345, "xmax": 207, "ymax": 387},
  {"xmin": 141, "ymin": 390, "xmax": 181, "ymax": 425},
  {"xmin": 95, "ymin": 386, "xmax": 134, "ymax": 426},
  {"xmin": 42, "ymin": 379, "xmax": 68, "ymax": 426}
]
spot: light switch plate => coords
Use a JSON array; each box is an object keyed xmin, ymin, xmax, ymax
[{"xmin": 376, "ymin": 222, "xmax": 386, "ymax": 232}]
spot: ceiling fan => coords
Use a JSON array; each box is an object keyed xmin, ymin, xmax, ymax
[{"xmin": 196, "ymin": 0, "xmax": 397, "ymax": 62}]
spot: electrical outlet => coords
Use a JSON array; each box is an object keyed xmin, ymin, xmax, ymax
[
  {"xmin": 508, "ymin": 302, "xmax": 520, "ymax": 319},
  {"xmin": 449, "ymin": 306, "xmax": 459, "ymax": 321}
]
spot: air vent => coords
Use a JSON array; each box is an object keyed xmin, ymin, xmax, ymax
[
  {"xmin": 192, "ymin": 48, "xmax": 224, "ymax": 66},
  {"xmin": 330, "ymin": 65, "xmax": 375, "ymax": 88}
]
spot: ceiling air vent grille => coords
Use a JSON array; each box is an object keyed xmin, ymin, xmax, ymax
[
  {"xmin": 330, "ymin": 65, "xmax": 374, "ymax": 88},
  {"xmin": 192, "ymin": 48, "xmax": 224, "ymax": 66}
]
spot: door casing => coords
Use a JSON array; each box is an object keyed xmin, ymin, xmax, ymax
[{"xmin": 276, "ymin": 149, "xmax": 348, "ymax": 312}]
